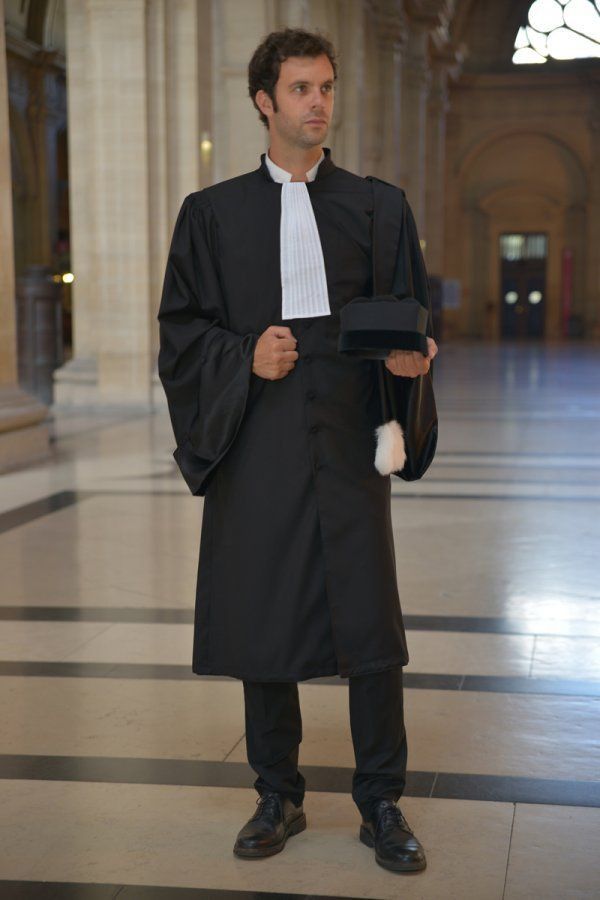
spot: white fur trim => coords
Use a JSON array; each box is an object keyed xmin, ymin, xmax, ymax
[{"xmin": 374, "ymin": 419, "xmax": 406, "ymax": 475}]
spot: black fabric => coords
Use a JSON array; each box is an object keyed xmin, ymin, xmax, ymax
[
  {"xmin": 339, "ymin": 294, "xmax": 429, "ymax": 333},
  {"xmin": 369, "ymin": 176, "xmax": 439, "ymax": 481},
  {"xmin": 157, "ymin": 146, "xmax": 431, "ymax": 681},
  {"xmin": 337, "ymin": 327, "xmax": 429, "ymax": 358},
  {"xmin": 243, "ymin": 680, "xmax": 306, "ymax": 807},
  {"xmin": 157, "ymin": 194, "xmax": 260, "ymax": 497},
  {"xmin": 243, "ymin": 666, "xmax": 407, "ymax": 820}
]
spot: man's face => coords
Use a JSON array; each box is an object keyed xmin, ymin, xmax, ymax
[{"xmin": 262, "ymin": 54, "xmax": 335, "ymax": 147}]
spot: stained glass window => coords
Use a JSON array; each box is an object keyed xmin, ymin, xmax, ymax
[{"xmin": 513, "ymin": 0, "xmax": 600, "ymax": 63}]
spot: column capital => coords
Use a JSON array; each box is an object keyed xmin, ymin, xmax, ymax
[
  {"xmin": 370, "ymin": 0, "xmax": 407, "ymax": 51},
  {"xmin": 430, "ymin": 38, "xmax": 465, "ymax": 80},
  {"xmin": 404, "ymin": 0, "xmax": 453, "ymax": 33}
]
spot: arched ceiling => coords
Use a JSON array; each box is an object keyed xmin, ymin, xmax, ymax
[
  {"xmin": 380, "ymin": 0, "xmax": 569, "ymax": 73},
  {"xmin": 450, "ymin": 0, "xmax": 536, "ymax": 70}
]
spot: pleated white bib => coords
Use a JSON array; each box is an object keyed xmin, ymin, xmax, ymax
[{"xmin": 264, "ymin": 150, "xmax": 331, "ymax": 321}]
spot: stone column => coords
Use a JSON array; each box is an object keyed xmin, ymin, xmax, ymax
[
  {"xmin": 399, "ymin": 18, "xmax": 431, "ymax": 232},
  {"xmin": 377, "ymin": 26, "xmax": 404, "ymax": 187},
  {"xmin": 24, "ymin": 48, "xmax": 61, "ymax": 267},
  {"xmin": 470, "ymin": 205, "xmax": 489, "ymax": 338},
  {"xmin": 54, "ymin": 0, "xmax": 203, "ymax": 409},
  {"xmin": 320, "ymin": 0, "xmax": 363, "ymax": 173},
  {"xmin": 424, "ymin": 57, "xmax": 450, "ymax": 274},
  {"xmin": 0, "ymin": 2, "xmax": 50, "ymax": 471},
  {"xmin": 211, "ymin": 0, "xmax": 273, "ymax": 185},
  {"xmin": 148, "ymin": 0, "xmax": 205, "ymax": 402},
  {"xmin": 586, "ymin": 111, "xmax": 600, "ymax": 338},
  {"xmin": 54, "ymin": 0, "xmax": 151, "ymax": 406}
]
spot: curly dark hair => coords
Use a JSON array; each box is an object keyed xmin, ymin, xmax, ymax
[{"xmin": 248, "ymin": 27, "xmax": 338, "ymax": 129}]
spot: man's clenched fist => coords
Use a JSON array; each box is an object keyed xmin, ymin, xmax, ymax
[
  {"xmin": 252, "ymin": 325, "xmax": 299, "ymax": 380},
  {"xmin": 384, "ymin": 337, "xmax": 438, "ymax": 377}
]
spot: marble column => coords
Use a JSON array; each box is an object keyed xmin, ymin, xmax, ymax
[{"xmin": 0, "ymin": 1, "xmax": 50, "ymax": 472}]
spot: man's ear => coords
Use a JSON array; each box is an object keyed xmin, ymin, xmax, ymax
[{"xmin": 255, "ymin": 89, "xmax": 273, "ymax": 119}]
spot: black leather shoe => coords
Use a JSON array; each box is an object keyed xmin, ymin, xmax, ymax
[
  {"xmin": 359, "ymin": 799, "xmax": 426, "ymax": 872},
  {"xmin": 233, "ymin": 791, "xmax": 307, "ymax": 858}
]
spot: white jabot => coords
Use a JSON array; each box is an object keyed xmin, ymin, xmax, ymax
[{"xmin": 265, "ymin": 149, "xmax": 332, "ymax": 321}]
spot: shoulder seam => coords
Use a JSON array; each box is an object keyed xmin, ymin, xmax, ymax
[
  {"xmin": 365, "ymin": 175, "xmax": 405, "ymax": 197},
  {"xmin": 184, "ymin": 189, "xmax": 211, "ymax": 209}
]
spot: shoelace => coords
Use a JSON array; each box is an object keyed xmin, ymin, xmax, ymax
[
  {"xmin": 252, "ymin": 792, "xmax": 281, "ymax": 819},
  {"xmin": 375, "ymin": 803, "xmax": 413, "ymax": 836}
]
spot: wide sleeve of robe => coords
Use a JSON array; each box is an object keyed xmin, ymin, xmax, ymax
[
  {"xmin": 157, "ymin": 192, "xmax": 260, "ymax": 496},
  {"xmin": 394, "ymin": 193, "xmax": 434, "ymax": 338},
  {"xmin": 370, "ymin": 179, "xmax": 438, "ymax": 480}
]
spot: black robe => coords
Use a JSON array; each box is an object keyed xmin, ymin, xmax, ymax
[{"xmin": 157, "ymin": 146, "xmax": 432, "ymax": 681}]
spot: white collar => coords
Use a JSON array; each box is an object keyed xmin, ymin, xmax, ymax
[{"xmin": 265, "ymin": 149, "xmax": 325, "ymax": 183}]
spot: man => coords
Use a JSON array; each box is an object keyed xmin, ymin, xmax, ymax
[{"xmin": 157, "ymin": 26, "xmax": 438, "ymax": 874}]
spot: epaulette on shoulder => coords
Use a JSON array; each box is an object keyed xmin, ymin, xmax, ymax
[{"xmin": 365, "ymin": 174, "xmax": 405, "ymax": 197}]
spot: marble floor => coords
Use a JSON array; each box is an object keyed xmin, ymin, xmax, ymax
[{"xmin": 0, "ymin": 340, "xmax": 599, "ymax": 899}]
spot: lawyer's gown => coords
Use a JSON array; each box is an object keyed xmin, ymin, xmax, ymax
[{"xmin": 157, "ymin": 147, "xmax": 431, "ymax": 681}]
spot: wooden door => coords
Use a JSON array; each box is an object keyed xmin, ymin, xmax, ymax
[{"xmin": 499, "ymin": 233, "xmax": 547, "ymax": 339}]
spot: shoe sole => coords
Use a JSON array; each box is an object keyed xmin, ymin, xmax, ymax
[
  {"xmin": 233, "ymin": 812, "xmax": 307, "ymax": 859},
  {"xmin": 359, "ymin": 824, "xmax": 427, "ymax": 872}
]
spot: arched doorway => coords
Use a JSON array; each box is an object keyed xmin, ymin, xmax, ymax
[{"xmin": 499, "ymin": 232, "xmax": 547, "ymax": 338}]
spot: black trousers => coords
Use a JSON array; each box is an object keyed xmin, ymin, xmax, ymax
[{"xmin": 242, "ymin": 665, "xmax": 407, "ymax": 821}]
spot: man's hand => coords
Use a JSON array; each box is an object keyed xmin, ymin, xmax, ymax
[
  {"xmin": 252, "ymin": 325, "xmax": 299, "ymax": 380},
  {"xmin": 384, "ymin": 337, "xmax": 438, "ymax": 377}
]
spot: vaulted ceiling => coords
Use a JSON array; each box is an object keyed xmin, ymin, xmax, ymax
[
  {"xmin": 451, "ymin": 0, "xmax": 546, "ymax": 71},
  {"xmin": 378, "ymin": 0, "xmax": 547, "ymax": 72}
]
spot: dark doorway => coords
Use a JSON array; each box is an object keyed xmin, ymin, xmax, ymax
[{"xmin": 499, "ymin": 233, "xmax": 547, "ymax": 339}]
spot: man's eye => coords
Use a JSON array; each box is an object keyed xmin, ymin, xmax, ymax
[{"xmin": 293, "ymin": 85, "xmax": 333, "ymax": 92}]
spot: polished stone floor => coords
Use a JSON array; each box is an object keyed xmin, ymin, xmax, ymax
[{"xmin": 0, "ymin": 341, "xmax": 599, "ymax": 899}]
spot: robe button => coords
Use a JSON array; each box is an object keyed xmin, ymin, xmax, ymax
[
  {"xmin": 309, "ymin": 424, "xmax": 319, "ymax": 434},
  {"xmin": 304, "ymin": 353, "xmax": 313, "ymax": 362},
  {"xmin": 306, "ymin": 389, "xmax": 316, "ymax": 400}
]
